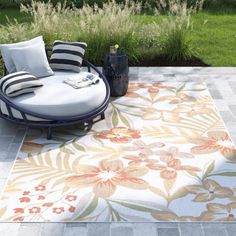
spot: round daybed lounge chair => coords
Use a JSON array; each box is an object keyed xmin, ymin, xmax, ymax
[{"xmin": 0, "ymin": 48, "xmax": 110, "ymax": 139}]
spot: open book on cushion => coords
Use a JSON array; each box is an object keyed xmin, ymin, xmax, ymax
[{"xmin": 64, "ymin": 72, "xmax": 100, "ymax": 89}]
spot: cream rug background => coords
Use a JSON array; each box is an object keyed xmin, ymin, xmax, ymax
[{"xmin": 0, "ymin": 81, "xmax": 236, "ymax": 222}]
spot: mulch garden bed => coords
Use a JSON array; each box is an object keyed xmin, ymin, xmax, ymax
[{"xmin": 129, "ymin": 55, "xmax": 209, "ymax": 67}]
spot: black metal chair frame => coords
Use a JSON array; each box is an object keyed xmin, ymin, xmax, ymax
[{"xmin": 0, "ymin": 48, "xmax": 110, "ymax": 139}]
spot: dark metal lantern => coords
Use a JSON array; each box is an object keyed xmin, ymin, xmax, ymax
[{"xmin": 103, "ymin": 51, "xmax": 129, "ymax": 97}]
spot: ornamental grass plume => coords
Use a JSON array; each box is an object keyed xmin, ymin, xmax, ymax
[
  {"xmin": 0, "ymin": 0, "xmax": 204, "ymax": 65},
  {"xmin": 154, "ymin": 0, "xmax": 205, "ymax": 61},
  {"xmin": 72, "ymin": 0, "xmax": 143, "ymax": 63},
  {"xmin": 20, "ymin": 0, "xmax": 76, "ymax": 45},
  {"xmin": 0, "ymin": 0, "xmax": 158, "ymax": 64}
]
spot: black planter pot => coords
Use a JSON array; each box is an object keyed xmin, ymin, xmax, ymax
[{"xmin": 103, "ymin": 52, "xmax": 129, "ymax": 97}]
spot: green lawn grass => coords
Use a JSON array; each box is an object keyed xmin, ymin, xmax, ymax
[
  {"xmin": 0, "ymin": 9, "xmax": 31, "ymax": 25},
  {"xmin": 0, "ymin": 8, "xmax": 236, "ymax": 66},
  {"xmin": 135, "ymin": 12, "xmax": 236, "ymax": 66},
  {"xmin": 191, "ymin": 12, "xmax": 236, "ymax": 66}
]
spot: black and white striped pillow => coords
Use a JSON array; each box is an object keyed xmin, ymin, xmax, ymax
[
  {"xmin": 0, "ymin": 71, "xmax": 43, "ymax": 97},
  {"xmin": 49, "ymin": 41, "xmax": 87, "ymax": 73}
]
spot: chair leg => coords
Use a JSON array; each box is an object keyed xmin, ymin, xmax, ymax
[
  {"xmin": 87, "ymin": 121, "xmax": 93, "ymax": 131},
  {"xmin": 101, "ymin": 112, "xmax": 105, "ymax": 120},
  {"xmin": 47, "ymin": 127, "xmax": 52, "ymax": 140}
]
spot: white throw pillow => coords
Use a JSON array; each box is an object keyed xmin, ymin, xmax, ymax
[
  {"xmin": 0, "ymin": 36, "xmax": 43, "ymax": 73},
  {"xmin": 9, "ymin": 41, "xmax": 54, "ymax": 78}
]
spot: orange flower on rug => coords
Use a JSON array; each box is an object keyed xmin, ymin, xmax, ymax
[
  {"xmin": 190, "ymin": 131, "xmax": 236, "ymax": 160},
  {"xmin": 65, "ymin": 159, "xmax": 148, "ymax": 198},
  {"xmin": 95, "ymin": 127, "xmax": 141, "ymax": 143}
]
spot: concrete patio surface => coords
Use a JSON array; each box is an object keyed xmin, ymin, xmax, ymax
[{"xmin": 0, "ymin": 67, "xmax": 236, "ymax": 236}]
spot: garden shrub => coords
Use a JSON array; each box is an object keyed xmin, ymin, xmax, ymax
[
  {"xmin": 204, "ymin": 0, "xmax": 236, "ymax": 8},
  {"xmin": 0, "ymin": 0, "xmax": 17, "ymax": 9},
  {"xmin": 158, "ymin": 21, "xmax": 194, "ymax": 61},
  {"xmin": 155, "ymin": 0, "xmax": 203, "ymax": 61},
  {"xmin": 72, "ymin": 0, "xmax": 143, "ymax": 64},
  {"xmin": 1, "ymin": 0, "xmax": 236, "ymax": 9},
  {"xmin": 0, "ymin": 0, "xmax": 205, "ymax": 64},
  {"xmin": 0, "ymin": 0, "xmax": 160, "ymax": 64},
  {"xmin": 20, "ymin": 1, "xmax": 77, "ymax": 45}
]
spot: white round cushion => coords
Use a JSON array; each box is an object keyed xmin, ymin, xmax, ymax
[{"xmin": 5, "ymin": 71, "xmax": 107, "ymax": 118}]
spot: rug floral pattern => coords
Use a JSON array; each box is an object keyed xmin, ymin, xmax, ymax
[{"xmin": 1, "ymin": 81, "xmax": 236, "ymax": 222}]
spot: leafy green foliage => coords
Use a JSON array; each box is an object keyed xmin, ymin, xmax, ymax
[
  {"xmin": 1, "ymin": 0, "xmax": 235, "ymax": 68},
  {"xmin": 1, "ymin": 0, "xmax": 236, "ymax": 9},
  {"xmin": 159, "ymin": 22, "xmax": 195, "ymax": 61},
  {"xmin": 154, "ymin": 0, "xmax": 202, "ymax": 61},
  {"xmin": 0, "ymin": 1, "xmax": 159, "ymax": 65}
]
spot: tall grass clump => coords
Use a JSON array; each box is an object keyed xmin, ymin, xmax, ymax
[
  {"xmin": 73, "ymin": 0, "xmax": 144, "ymax": 64},
  {"xmin": 155, "ymin": 0, "xmax": 204, "ymax": 61},
  {"xmin": 0, "ymin": 20, "xmax": 34, "ymax": 43},
  {"xmin": 20, "ymin": 1, "xmax": 77, "ymax": 45},
  {"xmin": 0, "ymin": 1, "xmax": 77, "ymax": 45},
  {"xmin": 0, "ymin": 0, "xmax": 205, "ymax": 65},
  {"xmin": 0, "ymin": 0, "xmax": 160, "ymax": 64}
]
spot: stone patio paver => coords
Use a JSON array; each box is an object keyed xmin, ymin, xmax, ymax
[
  {"xmin": 179, "ymin": 223, "xmax": 204, "ymax": 236},
  {"xmin": 41, "ymin": 223, "xmax": 65, "ymax": 236},
  {"xmin": 203, "ymin": 227, "xmax": 228, "ymax": 236},
  {"xmin": 0, "ymin": 67, "xmax": 236, "ymax": 236},
  {"xmin": 157, "ymin": 227, "xmax": 180, "ymax": 236},
  {"xmin": 111, "ymin": 225, "xmax": 133, "ymax": 236},
  {"xmin": 219, "ymin": 111, "xmax": 235, "ymax": 122},
  {"xmin": 87, "ymin": 223, "xmax": 110, "ymax": 236},
  {"xmin": 224, "ymin": 224, "xmax": 236, "ymax": 236},
  {"xmin": 63, "ymin": 223, "xmax": 87, "ymax": 236},
  {"xmin": 132, "ymin": 223, "xmax": 157, "ymax": 236},
  {"xmin": 0, "ymin": 223, "xmax": 20, "ymax": 236},
  {"xmin": 17, "ymin": 223, "xmax": 42, "ymax": 236}
]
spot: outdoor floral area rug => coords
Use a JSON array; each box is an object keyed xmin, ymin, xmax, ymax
[{"xmin": 1, "ymin": 81, "xmax": 236, "ymax": 222}]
